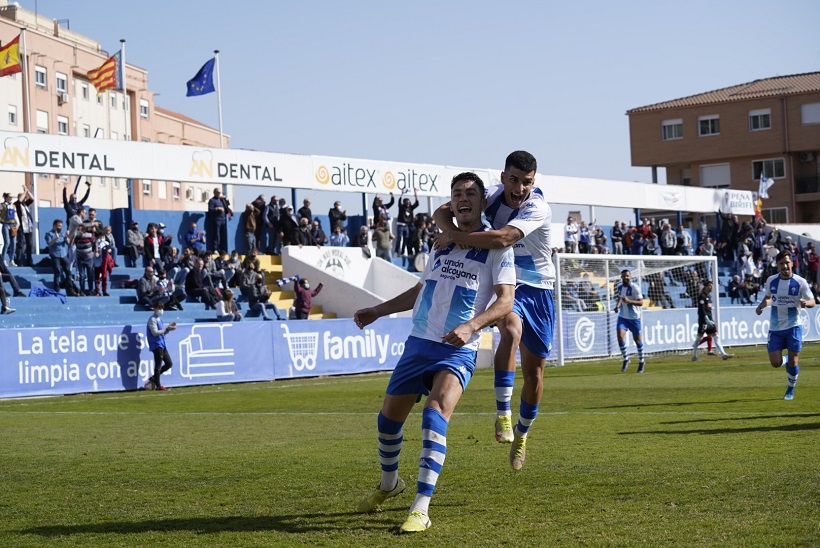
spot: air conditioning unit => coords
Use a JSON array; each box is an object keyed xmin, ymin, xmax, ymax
[
  {"xmin": 798, "ymin": 151, "xmax": 816, "ymax": 163},
  {"xmin": 57, "ymin": 92, "xmax": 68, "ymax": 105}
]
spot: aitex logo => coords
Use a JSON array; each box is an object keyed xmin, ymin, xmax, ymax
[{"xmin": 315, "ymin": 163, "xmax": 377, "ymax": 188}]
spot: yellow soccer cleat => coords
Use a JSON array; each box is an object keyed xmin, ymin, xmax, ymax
[
  {"xmin": 510, "ymin": 429, "xmax": 527, "ymax": 471},
  {"xmin": 399, "ymin": 510, "xmax": 431, "ymax": 533},
  {"xmin": 355, "ymin": 477, "xmax": 406, "ymax": 513},
  {"xmin": 495, "ymin": 415, "xmax": 514, "ymax": 443}
]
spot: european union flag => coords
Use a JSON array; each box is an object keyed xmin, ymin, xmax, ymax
[{"xmin": 186, "ymin": 58, "xmax": 215, "ymax": 97}]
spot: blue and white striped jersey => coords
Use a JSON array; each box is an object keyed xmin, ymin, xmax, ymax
[
  {"xmin": 411, "ymin": 231, "xmax": 516, "ymax": 350},
  {"xmin": 617, "ymin": 281, "xmax": 643, "ymax": 320},
  {"xmin": 763, "ymin": 273, "xmax": 814, "ymax": 332},
  {"xmin": 483, "ymin": 184, "xmax": 556, "ymax": 290}
]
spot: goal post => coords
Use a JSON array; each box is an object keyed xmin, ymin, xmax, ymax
[{"xmin": 553, "ymin": 253, "xmax": 720, "ymax": 366}]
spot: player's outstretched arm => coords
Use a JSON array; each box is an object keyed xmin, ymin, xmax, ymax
[
  {"xmin": 354, "ymin": 283, "xmax": 422, "ymax": 330},
  {"xmin": 441, "ymin": 283, "xmax": 514, "ymax": 348}
]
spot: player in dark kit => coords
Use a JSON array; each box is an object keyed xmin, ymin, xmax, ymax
[{"xmin": 691, "ymin": 280, "xmax": 733, "ymax": 361}]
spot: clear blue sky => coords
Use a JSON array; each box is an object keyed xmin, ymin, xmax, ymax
[{"xmin": 17, "ymin": 0, "xmax": 820, "ymax": 222}]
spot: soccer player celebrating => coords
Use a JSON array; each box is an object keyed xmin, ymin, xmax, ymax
[
  {"xmin": 354, "ymin": 172, "xmax": 515, "ymax": 533},
  {"xmin": 691, "ymin": 280, "xmax": 733, "ymax": 361},
  {"xmin": 434, "ymin": 150, "xmax": 555, "ymax": 472},
  {"xmin": 755, "ymin": 250, "xmax": 815, "ymax": 400},
  {"xmin": 614, "ymin": 269, "xmax": 646, "ymax": 373}
]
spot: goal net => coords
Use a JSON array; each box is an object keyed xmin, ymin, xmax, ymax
[{"xmin": 553, "ymin": 253, "xmax": 719, "ymax": 366}]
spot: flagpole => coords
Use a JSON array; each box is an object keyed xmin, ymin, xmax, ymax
[
  {"xmin": 120, "ymin": 38, "xmax": 134, "ymax": 228},
  {"xmin": 20, "ymin": 28, "xmax": 40, "ymax": 254},
  {"xmin": 214, "ymin": 50, "xmax": 224, "ymax": 149}
]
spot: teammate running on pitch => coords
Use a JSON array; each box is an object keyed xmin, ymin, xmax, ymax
[
  {"xmin": 614, "ymin": 269, "xmax": 645, "ymax": 373},
  {"xmin": 691, "ymin": 280, "xmax": 733, "ymax": 361},
  {"xmin": 755, "ymin": 250, "xmax": 815, "ymax": 400}
]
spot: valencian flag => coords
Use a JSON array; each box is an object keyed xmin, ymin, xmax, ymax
[
  {"xmin": 186, "ymin": 57, "xmax": 215, "ymax": 96},
  {"xmin": 0, "ymin": 33, "xmax": 22, "ymax": 77},
  {"xmin": 88, "ymin": 50, "xmax": 122, "ymax": 93}
]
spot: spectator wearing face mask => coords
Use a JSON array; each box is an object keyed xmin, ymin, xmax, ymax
[{"xmin": 293, "ymin": 277, "xmax": 323, "ymax": 320}]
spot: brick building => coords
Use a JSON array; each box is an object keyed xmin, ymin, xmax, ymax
[{"xmin": 627, "ymin": 72, "xmax": 820, "ymax": 223}]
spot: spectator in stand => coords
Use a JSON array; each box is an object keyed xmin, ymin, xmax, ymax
[
  {"xmin": 216, "ymin": 288, "xmax": 242, "ymax": 322},
  {"xmin": 728, "ymin": 274, "xmax": 751, "ymax": 305},
  {"xmin": 350, "ymin": 225, "xmax": 371, "ymax": 258},
  {"xmin": 185, "ymin": 221, "xmax": 207, "ymax": 254},
  {"xmin": 86, "ymin": 208, "xmax": 104, "ymax": 238},
  {"xmin": 293, "ymin": 217, "xmax": 318, "ymax": 247},
  {"xmin": 293, "ymin": 277, "xmax": 323, "ymax": 320},
  {"xmin": 278, "ymin": 206, "xmax": 299, "ymax": 247},
  {"xmin": 185, "ymin": 258, "xmax": 218, "ymax": 309},
  {"xmin": 101, "ymin": 225, "xmax": 118, "ymax": 267},
  {"xmin": 226, "ymin": 250, "xmax": 242, "ymax": 287},
  {"xmin": 125, "ymin": 221, "xmax": 145, "ymax": 267},
  {"xmin": 697, "ymin": 216, "xmax": 710, "ymax": 246},
  {"xmin": 660, "ymin": 223, "xmax": 677, "ymax": 255},
  {"xmin": 250, "ymin": 194, "xmax": 267, "ymax": 251},
  {"xmin": 137, "ymin": 266, "xmax": 169, "ymax": 308},
  {"xmin": 45, "ymin": 219, "xmax": 75, "ymax": 295},
  {"xmin": 0, "ymin": 254, "xmax": 25, "ymax": 297},
  {"xmin": 0, "ymin": 192, "xmax": 18, "ymax": 266},
  {"xmin": 743, "ymin": 274, "xmax": 760, "ymax": 303},
  {"xmin": 311, "ymin": 219, "xmax": 328, "ymax": 246},
  {"xmin": 677, "ymin": 225, "xmax": 693, "ymax": 256},
  {"xmin": 328, "ymin": 200, "xmax": 347, "ymax": 232},
  {"xmin": 207, "ymin": 188, "xmax": 232, "ymax": 253},
  {"xmin": 297, "ymin": 198, "xmax": 313, "ymax": 224},
  {"xmin": 610, "ymin": 221, "xmax": 623, "ymax": 255},
  {"xmin": 647, "ymin": 272, "xmax": 674, "ymax": 309},
  {"xmin": 168, "ymin": 246, "xmax": 194, "ymax": 288},
  {"xmin": 637, "ymin": 218, "xmax": 653, "ymax": 240},
  {"xmin": 143, "ymin": 223, "xmax": 164, "ymax": 274},
  {"xmin": 593, "ymin": 226, "xmax": 607, "ymax": 254},
  {"xmin": 62, "ymin": 179, "xmax": 91, "ymax": 223},
  {"xmin": 263, "ymin": 196, "xmax": 280, "ymax": 255},
  {"xmin": 700, "ymin": 236, "xmax": 715, "ymax": 257},
  {"xmin": 156, "ymin": 268, "xmax": 185, "ymax": 311},
  {"xmin": 14, "ymin": 185, "xmax": 34, "ymax": 267},
  {"xmin": 330, "ymin": 225, "xmax": 349, "ymax": 247},
  {"xmin": 563, "ymin": 216, "xmax": 579, "ymax": 253},
  {"xmin": 630, "ymin": 231, "xmax": 646, "ymax": 255},
  {"xmin": 716, "ymin": 211, "xmax": 740, "ymax": 262},
  {"xmin": 805, "ymin": 243, "xmax": 819, "ymax": 285},
  {"xmin": 753, "ymin": 226, "xmax": 766, "ymax": 263},
  {"xmin": 622, "ymin": 225, "xmax": 634, "ymax": 253},
  {"xmin": 372, "ymin": 221, "xmax": 394, "ymax": 262},
  {"xmin": 238, "ymin": 261, "xmax": 284, "ymax": 320},
  {"xmin": 241, "ymin": 203, "xmax": 258, "ymax": 253},
  {"xmin": 93, "ymin": 233, "xmax": 115, "ymax": 296},
  {"xmin": 643, "ymin": 232, "xmax": 658, "ymax": 255},
  {"xmin": 242, "ymin": 247, "xmax": 261, "ymax": 272},
  {"xmin": 156, "ymin": 222, "xmax": 173, "ymax": 254},
  {"xmin": 215, "ymin": 250, "xmax": 236, "ymax": 288},
  {"xmin": 72, "ymin": 208, "xmax": 96, "ymax": 296},
  {"xmin": 577, "ymin": 220, "xmax": 592, "ymax": 254},
  {"xmin": 394, "ymin": 189, "xmax": 419, "ymax": 258},
  {"xmin": 372, "ymin": 193, "xmax": 394, "ymax": 226},
  {"xmin": 0, "ymin": 282, "xmax": 14, "ymax": 314}
]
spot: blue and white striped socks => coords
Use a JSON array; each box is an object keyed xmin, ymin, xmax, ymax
[
  {"xmin": 786, "ymin": 364, "xmax": 799, "ymax": 388},
  {"xmin": 411, "ymin": 407, "xmax": 448, "ymax": 516},
  {"xmin": 377, "ymin": 412, "xmax": 403, "ymax": 492},
  {"xmin": 494, "ymin": 370, "xmax": 515, "ymax": 418},
  {"xmin": 516, "ymin": 399, "xmax": 539, "ymax": 437}
]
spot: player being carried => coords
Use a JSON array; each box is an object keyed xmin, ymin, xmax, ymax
[
  {"xmin": 755, "ymin": 250, "xmax": 815, "ymax": 400},
  {"xmin": 354, "ymin": 172, "xmax": 515, "ymax": 533},
  {"xmin": 614, "ymin": 269, "xmax": 646, "ymax": 373},
  {"xmin": 434, "ymin": 150, "xmax": 555, "ymax": 471},
  {"xmin": 691, "ymin": 280, "xmax": 733, "ymax": 361}
]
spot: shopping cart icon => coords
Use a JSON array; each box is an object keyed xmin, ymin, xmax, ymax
[{"xmin": 280, "ymin": 323, "xmax": 320, "ymax": 376}]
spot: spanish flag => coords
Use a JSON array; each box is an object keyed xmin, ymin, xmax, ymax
[
  {"xmin": 88, "ymin": 50, "xmax": 122, "ymax": 93},
  {"xmin": 0, "ymin": 34, "xmax": 22, "ymax": 77}
]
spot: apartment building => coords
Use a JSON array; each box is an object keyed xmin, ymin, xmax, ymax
[
  {"xmin": 0, "ymin": 1, "xmax": 226, "ymax": 210},
  {"xmin": 627, "ymin": 72, "xmax": 820, "ymax": 223}
]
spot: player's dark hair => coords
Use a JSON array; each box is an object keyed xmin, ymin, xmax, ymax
[
  {"xmin": 451, "ymin": 172, "xmax": 485, "ymax": 197},
  {"xmin": 504, "ymin": 150, "xmax": 537, "ymax": 173},
  {"xmin": 775, "ymin": 249, "xmax": 791, "ymax": 263},
  {"xmin": 621, "ymin": 269, "xmax": 630, "ymax": 275}
]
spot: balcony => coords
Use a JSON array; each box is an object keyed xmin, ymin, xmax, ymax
[{"xmin": 796, "ymin": 175, "xmax": 820, "ymax": 194}]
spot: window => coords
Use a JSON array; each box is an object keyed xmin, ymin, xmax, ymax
[
  {"xmin": 753, "ymin": 158, "xmax": 786, "ymax": 180},
  {"xmin": 81, "ymin": 82, "xmax": 89, "ymax": 101},
  {"xmin": 749, "ymin": 108, "xmax": 771, "ymax": 131},
  {"xmin": 35, "ymin": 110, "xmax": 48, "ymax": 134},
  {"xmin": 55, "ymin": 72, "xmax": 67, "ymax": 93},
  {"xmin": 139, "ymin": 99, "xmax": 149, "ymax": 119},
  {"xmin": 698, "ymin": 115, "xmax": 720, "ymax": 136},
  {"xmin": 142, "ymin": 180, "xmax": 152, "ymax": 195},
  {"xmin": 57, "ymin": 115, "xmax": 69, "ymax": 135},
  {"xmin": 8, "ymin": 105, "xmax": 17, "ymax": 126},
  {"xmin": 762, "ymin": 207, "xmax": 788, "ymax": 224},
  {"xmin": 158, "ymin": 180, "xmax": 167, "ymax": 200},
  {"xmin": 172, "ymin": 182, "xmax": 181, "ymax": 200},
  {"xmin": 82, "ymin": 124, "xmax": 90, "ymax": 138},
  {"xmin": 110, "ymin": 93, "xmax": 117, "ymax": 109},
  {"xmin": 96, "ymin": 94, "xmax": 103, "ymax": 105},
  {"xmin": 662, "ymin": 119, "xmax": 683, "ymax": 140},
  {"xmin": 35, "ymin": 66, "xmax": 46, "ymax": 89},
  {"xmin": 802, "ymin": 102, "xmax": 820, "ymax": 125},
  {"xmin": 699, "ymin": 163, "xmax": 731, "ymax": 188}
]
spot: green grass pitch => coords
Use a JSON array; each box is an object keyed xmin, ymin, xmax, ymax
[{"xmin": 0, "ymin": 343, "xmax": 818, "ymax": 547}]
